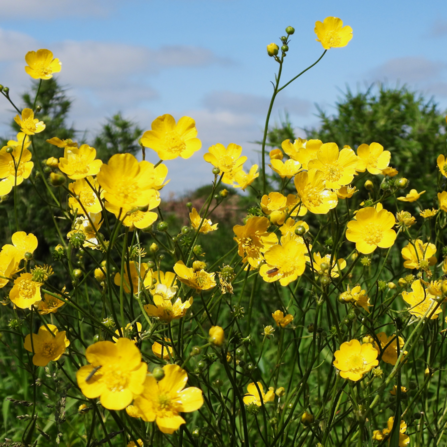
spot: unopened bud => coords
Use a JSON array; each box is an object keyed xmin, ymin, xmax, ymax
[
  {"xmin": 364, "ymin": 180, "xmax": 374, "ymax": 191},
  {"xmin": 267, "ymin": 43, "xmax": 279, "ymax": 57},
  {"xmin": 152, "ymin": 367, "xmax": 165, "ymax": 381},
  {"xmin": 46, "ymin": 157, "xmax": 59, "ymax": 168},
  {"xmin": 285, "ymin": 26, "xmax": 295, "ymax": 35},
  {"xmin": 49, "ymin": 172, "xmax": 66, "ymax": 186}
]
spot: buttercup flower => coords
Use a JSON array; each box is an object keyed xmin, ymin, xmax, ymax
[
  {"xmin": 189, "ymin": 208, "xmax": 218, "ymax": 233},
  {"xmin": 308, "ymin": 143, "xmax": 358, "ymax": 189},
  {"xmin": 152, "ymin": 270, "xmax": 177, "ymax": 290},
  {"xmin": 333, "ymin": 339, "xmax": 378, "ymax": 381},
  {"xmin": 243, "ymin": 382, "xmax": 275, "ymax": 406},
  {"xmin": 390, "ymin": 385, "xmax": 407, "ymax": 396},
  {"xmin": 401, "ymin": 239, "xmax": 437, "ymax": 270},
  {"xmin": 356, "ymin": 143, "xmax": 391, "ymax": 175},
  {"xmin": 336, "ymin": 185, "xmax": 357, "ymax": 199},
  {"xmin": 126, "ymin": 365, "xmax": 203, "ymax": 433},
  {"xmin": 438, "ymin": 191, "xmax": 447, "ymax": 212},
  {"xmin": 114, "ymin": 261, "xmax": 151, "ymax": 294},
  {"xmin": 315, "ymin": 17, "xmax": 353, "ymax": 50},
  {"xmin": 260, "ymin": 192, "xmax": 287, "ymax": 216},
  {"xmin": 294, "ymin": 169, "xmax": 338, "ymax": 215},
  {"xmin": 141, "ymin": 114, "xmax": 201, "ymax": 161},
  {"xmin": 144, "ymin": 295, "xmax": 193, "ymax": 323},
  {"xmin": 269, "ymin": 149, "xmax": 283, "ymax": 160},
  {"xmin": 312, "ymin": 253, "xmax": 346, "ymax": 278},
  {"xmin": 372, "ymin": 417, "xmax": 410, "ymax": 447},
  {"xmin": 270, "ymin": 159, "xmax": 301, "ymax": 178},
  {"xmin": 437, "ymin": 154, "xmax": 447, "ymax": 178},
  {"xmin": 37, "ymin": 291, "xmax": 65, "ymax": 315},
  {"xmin": 402, "ymin": 279, "xmax": 442, "ymax": 319},
  {"xmin": 2, "ymin": 231, "xmax": 38, "ymax": 264},
  {"xmin": 0, "ymin": 250, "xmax": 17, "ymax": 288},
  {"xmin": 272, "ymin": 310, "xmax": 293, "ymax": 327},
  {"xmin": 233, "ymin": 217, "xmax": 278, "ymax": 268},
  {"xmin": 420, "ymin": 208, "xmax": 438, "ymax": 218},
  {"xmin": 152, "ymin": 339, "xmax": 174, "ymax": 360},
  {"xmin": 232, "ymin": 165, "xmax": 259, "ymax": 190},
  {"xmin": 259, "ymin": 238, "xmax": 307, "ymax": 286},
  {"xmin": 339, "ymin": 285, "xmax": 371, "ymax": 312},
  {"xmin": 382, "ymin": 166, "xmax": 398, "ymax": 177},
  {"xmin": 113, "ymin": 322, "xmax": 143, "ymax": 343},
  {"xmin": 346, "ymin": 206, "xmax": 396, "ymax": 254},
  {"xmin": 145, "ymin": 162, "xmax": 170, "ymax": 190},
  {"xmin": 398, "ymin": 189, "xmax": 425, "ymax": 202},
  {"xmin": 374, "ymin": 332, "xmax": 406, "ymax": 366},
  {"xmin": 279, "ymin": 218, "xmax": 309, "ymax": 238},
  {"xmin": 97, "ymin": 154, "xmax": 158, "ymax": 210},
  {"xmin": 204, "ymin": 143, "xmax": 247, "ymax": 174},
  {"xmin": 209, "ymin": 326, "xmax": 225, "ymax": 346},
  {"xmin": 396, "ymin": 211, "xmax": 416, "ymax": 229},
  {"xmin": 282, "ymin": 138, "xmax": 322, "ymax": 169},
  {"xmin": 25, "ymin": 49, "xmax": 61, "ymax": 80},
  {"xmin": 59, "ymin": 145, "xmax": 102, "ymax": 180},
  {"xmin": 127, "ymin": 440, "xmax": 143, "ymax": 447},
  {"xmin": 68, "ymin": 177, "xmax": 102, "ymax": 215},
  {"xmin": 174, "ymin": 261, "xmax": 216, "ymax": 291},
  {"xmin": 76, "ymin": 338, "xmax": 147, "ymax": 410},
  {"xmin": 10, "ymin": 273, "xmax": 42, "ymax": 309},
  {"xmin": 14, "ymin": 109, "xmax": 45, "ymax": 135},
  {"xmin": 24, "ymin": 324, "xmax": 69, "ymax": 367},
  {"xmin": 46, "ymin": 137, "xmax": 78, "ymax": 149},
  {"xmin": 67, "ymin": 213, "xmax": 103, "ymax": 250}
]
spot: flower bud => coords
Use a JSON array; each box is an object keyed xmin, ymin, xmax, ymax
[
  {"xmin": 387, "ymin": 282, "xmax": 396, "ymax": 289},
  {"xmin": 193, "ymin": 261, "xmax": 206, "ymax": 271},
  {"xmin": 209, "ymin": 326, "xmax": 225, "ymax": 346},
  {"xmin": 49, "ymin": 172, "xmax": 66, "ymax": 186},
  {"xmin": 285, "ymin": 26, "xmax": 295, "ymax": 35},
  {"xmin": 94, "ymin": 268, "xmax": 105, "ymax": 281},
  {"xmin": 219, "ymin": 188, "xmax": 229, "ymax": 198},
  {"xmin": 157, "ymin": 221, "xmax": 168, "ymax": 232},
  {"xmin": 301, "ymin": 412, "xmax": 314, "ymax": 425},
  {"xmin": 149, "ymin": 243, "xmax": 159, "ymax": 254},
  {"xmin": 152, "ymin": 367, "xmax": 165, "ymax": 381},
  {"xmin": 73, "ymin": 269, "xmax": 83, "ymax": 279},
  {"xmin": 46, "ymin": 157, "xmax": 59, "ymax": 168},
  {"xmin": 275, "ymin": 387, "xmax": 285, "ymax": 397},
  {"xmin": 186, "ymin": 201, "xmax": 192, "ymax": 209},
  {"xmin": 190, "ymin": 346, "xmax": 201, "ymax": 356},
  {"xmin": 3, "ymin": 87, "xmax": 9, "ymax": 94},
  {"xmin": 24, "ymin": 252, "xmax": 33, "ymax": 261},
  {"xmin": 267, "ymin": 43, "xmax": 279, "ymax": 57},
  {"xmin": 193, "ymin": 245, "xmax": 203, "ymax": 256},
  {"xmin": 364, "ymin": 180, "xmax": 374, "ymax": 191},
  {"xmin": 281, "ymin": 45, "xmax": 289, "ymax": 52},
  {"xmin": 398, "ymin": 178, "xmax": 408, "ymax": 188},
  {"xmin": 295, "ymin": 225, "xmax": 306, "ymax": 236},
  {"xmin": 212, "ymin": 167, "xmax": 221, "ymax": 175},
  {"xmin": 320, "ymin": 262, "xmax": 329, "ymax": 271},
  {"xmin": 6, "ymin": 147, "xmax": 14, "ymax": 154}
]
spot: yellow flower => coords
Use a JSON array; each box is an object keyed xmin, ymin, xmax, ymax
[
  {"xmin": 234, "ymin": 217, "xmax": 278, "ymax": 268},
  {"xmin": 105, "ymin": 191, "xmax": 160, "ymax": 230},
  {"xmin": 438, "ymin": 191, "xmax": 447, "ymax": 212},
  {"xmin": 315, "ymin": 17, "xmax": 353, "ymax": 50},
  {"xmin": 127, "ymin": 364, "xmax": 203, "ymax": 433},
  {"xmin": 260, "ymin": 192, "xmax": 287, "ymax": 215},
  {"xmin": 127, "ymin": 440, "xmax": 144, "ymax": 447},
  {"xmin": 259, "ymin": 238, "xmax": 307, "ymax": 286},
  {"xmin": 114, "ymin": 261, "xmax": 151, "ymax": 294},
  {"xmin": 209, "ymin": 326, "xmax": 225, "ymax": 346},
  {"xmin": 336, "ymin": 185, "xmax": 357, "ymax": 199},
  {"xmin": 396, "ymin": 211, "xmax": 416, "ymax": 228},
  {"xmin": 77, "ymin": 338, "xmax": 147, "ymax": 410},
  {"xmin": 14, "ymin": 109, "xmax": 45, "ymax": 135},
  {"xmin": 346, "ymin": 206, "xmax": 396, "ymax": 254},
  {"xmin": 25, "ymin": 49, "xmax": 61, "ymax": 80},
  {"xmin": 144, "ymin": 295, "xmax": 193, "ymax": 323},
  {"xmin": 269, "ymin": 149, "xmax": 283, "ymax": 160},
  {"xmin": 312, "ymin": 253, "xmax": 346, "ymax": 278},
  {"xmin": 36, "ymin": 291, "xmax": 65, "ymax": 315},
  {"xmin": 398, "ymin": 189, "xmax": 425, "ymax": 202},
  {"xmin": 67, "ymin": 213, "xmax": 103, "ymax": 250},
  {"xmin": 402, "ymin": 279, "xmax": 442, "ymax": 319},
  {"xmin": 152, "ymin": 338, "xmax": 174, "ymax": 360},
  {"xmin": 58, "ymin": 145, "xmax": 102, "ymax": 180},
  {"xmin": 420, "ymin": 208, "xmax": 438, "ymax": 218},
  {"xmin": 262, "ymin": 325, "xmax": 275, "ymax": 337},
  {"xmin": 282, "ymin": 138, "xmax": 322, "ymax": 169},
  {"xmin": 270, "ymin": 159, "xmax": 301, "ymax": 178},
  {"xmin": 267, "ymin": 43, "xmax": 279, "ymax": 57},
  {"xmin": 24, "ymin": 324, "xmax": 69, "ymax": 367},
  {"xmin": 189, "ymin": 207, "xmax": 218, "ymax": 233},
  {"xmin": 46, "ymin": 137, "xmax": 78, "ymax": 149},
  {"xmin": 382, "ymin": 166, "xmax": 398, "ymax": 177},
  {"xmin": 333, "ymin": 339, "xmax": 378, "ymax": 381},
  {"xmin": 152, "ymin": 270, "xmax": 177, "ymax": 290},
  {"xmin": 113, "ymin": 322, "xmax": 143, "ymax": 343},
  {"xmin": 97, "ymin": 154, "xmax": 158, "ymax": 209},
  {"xmin": 0, "ymin": 250, "xmax": 17, "ymax": 288},
  {"xmin": 10, "ymin": 273, "xmax": 42, "ymax": 309},
  {"xmin": 243, "ymin": 382, "xmax": 275, "ymax": 406},
  {"xmin": 2, "ymin": 231, "xmax": 38, "ymax": 264},
  {"xmin": 173, "ymin": 261, "xmax": 216, "ymax": 291},
  {"xmin": 356, "ymin": 143, "xmax": 391, "ymax": 175},
  {"xmin": 0, "ymin": 133, "xmax": 34, "ymax": 194},
  {"xmin": 279, "ymin": 218, "xmax": 309, "ymax": 237},
  {"xmin": 390, "ymin": 385, "xmax": 407, "ymax": 395},
  {"xmin": 68, "ymin": 177, "xmax": 102, "ymax": 215},
  {"xmin": 272, "ymin": 310, "xmax": 293, "ymax": 327},
  {"xmin": 141, "ymin": 114, "xmax": 201, "ymax": 160},
  {"xmin": 232, "ymin": 165, "xmax": 259, "ymax": 190},
  {"xmin": 339, "ymin": 285, "xmax": 371, "ymax": 312},
  {"xmin": 401, "ymin": 239, "xmax": 437, "ymax": 270},
  {"xmin": 144, "ymin": 162, "xmax": 170, "ymax": 190},
  {"xmin": 308, "ymin": 143, "xmax": 358, "ymax": 189},
  {"xmin": 437, "ymin": 154, "xmax": 447, "ymax": 177},
  {"xmin": 204, "ymin": 143, "xmax": 247, "ymax": 174},
  {"xmin": 374, "ymin": 332, "xmax": 406, "ymax": 365},
  {"xmin": 294, "ymin": 169, "xmax": 338, "ymax": 215},
  {"xmin": 373, "ymin": 418, "xmax": 410, "ymax": 447}
]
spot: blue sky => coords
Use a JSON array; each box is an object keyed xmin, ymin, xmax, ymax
[{"xmin": 0, "ymin": 0, "xmax": 446, "ymax": 195}]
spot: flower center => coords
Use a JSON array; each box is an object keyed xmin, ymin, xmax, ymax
[
  {"xmin": 195, "ymin": 271, "xmax": 210, "ymax": 287},
  {"xmin": 363, "ymin": 224, "xmax": 383, "ymax": 246},
  {"xmin": 164, "ymin": 131, "xmax": 186, "ymax": 155},
  {"xmin": 324, "ymin": 163, "xmax": 343, "ymax": 182},
  {"xmin": 103, "ymin": 367, "xmax": 130, "ymax": 392},
  {"xmin": 80, "ymin": 189, "xmax": 97, "ymax": 208},
  {"xmin": 346, "ymin": 353, "xmax": 368, "ymax": 373},
  {"xmin": 68, "ymin": 157, "xmax": 90, "ymax": 175},
  {"xmin": 219, "ymin": 155, "xmax": 236, "ymax": 171},
  {"xmin": 115, "ymin": 182, "xmax": 140, "ymax": 205},
  {"xmin": 366, "ymin": 155, "xmax": 378, "ymax": 169},
  {"xmin": 303, "ymin": 186, "xmax": 323, "ymax": 208},
  {"xmin": 42, "ymin": 342, "xmax": 57, "ymax": 358},
  {"xmin": 8, "ymin": 160, "xmax": 25, "ymax": 177},
  {"xmin": 326, "ymin": 31, "xmax": 341, "ymax": 47},
  {"xmin": 155, "ymin": 392, "xmax": 182, "ymax": 417},
  {"xmin": 18, "ymin": 279, "xmax": 37, "ymax": 299}
]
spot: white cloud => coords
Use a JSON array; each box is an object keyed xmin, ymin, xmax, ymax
[{"xmin": 203, "ymin": 90, "xmax": 311, "ymax": 116}]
